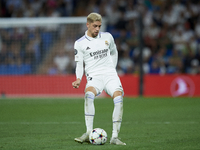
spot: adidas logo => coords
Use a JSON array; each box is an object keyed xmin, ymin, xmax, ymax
[{"xmin": 86, "ymin": 47, "xmax": 90, "ymax": 50}]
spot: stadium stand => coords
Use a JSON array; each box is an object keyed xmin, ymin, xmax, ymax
[{"xmin": 0, "ymin": 0, "xmax": 199, "ymax": 75}]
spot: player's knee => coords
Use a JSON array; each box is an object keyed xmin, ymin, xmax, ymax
[
  {"xmin": 113, "ymin": 91, "xmax": 123, "ymax": 99},
  {"xmin": 85, "ymin": 86, "xmax": 97, "ymax": 96},
  {"xmin": 85, "ymin": 91, "xmax": 95, "ymax": 108},
  {"xmin": 84, "ymin": 91, "xmax": 95, "ymax": 115},
  {"xmin": 113, "ymin": 95, "xmax": 123, "ymax": 121}
]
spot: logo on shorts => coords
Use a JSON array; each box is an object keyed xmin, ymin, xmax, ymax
[
  {"xmin": 88, "ymin": 77, "xmax": 92, "ymax": 81},
  {"xmin": 170, "ymin": 76, "xmax": 195, "ymax": 97}
]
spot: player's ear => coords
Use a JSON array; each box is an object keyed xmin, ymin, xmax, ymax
[{"xmin": 86, "ymin": 22, "xmax": 90, "ymax": 28}]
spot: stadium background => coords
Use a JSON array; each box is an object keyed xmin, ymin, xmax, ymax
[{"xmin": 0, "ymin": 0, "xmax": 200, "ymax": 97}]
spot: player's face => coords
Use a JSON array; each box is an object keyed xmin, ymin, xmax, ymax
[{"xmin": 87, "ymin": 21, "xmax": 101, "ymax": 38}]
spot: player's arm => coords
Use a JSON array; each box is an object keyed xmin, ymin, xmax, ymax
[
  {"xmin": 72, "ymin": 60, "xmax": 83, "ymax": 88},
  {"xmin": 72, "ymin": 42, "xmax": 84, "ymax": 89},
  {"xmin": 109, "ymin": 34, "xmax": 118, "ymax": 68}
]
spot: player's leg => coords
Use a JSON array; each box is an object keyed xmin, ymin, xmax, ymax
[
  {"xmin": 110, "ymin": 91, "xmax": 126, "ymax": 145},
  {"xmin": 104, "ymin": 74, "xmax": 126, "ymax": 145},
  {"xmin": 74, "ymin": 87, "xmax": 96, "ymax": 143},
  {"xmin": 112, "ymin": 91, "xmax": 123, "ymax": 138},
  {"xmin": 84, "ymin": 87, "xmax": 97, "ymax": 135},
  {"xmin": 75, "ymin": 75, "xmax": 103, "ymax": 144}
]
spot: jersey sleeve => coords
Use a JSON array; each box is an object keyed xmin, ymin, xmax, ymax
[
  {"xmin": 75, "ymin": 61, "xmax": 84, "ymax": 80},
  {"xmin": 74, "ymin": 41, "xmax": 83, "ymax": 62},
  {"xmin": 109, "ymin": 34, "xmax": 118, "ymax": 68},
  {"xmin": 74, "ymin": 41, "xmax": 84, "ymax": 80}
]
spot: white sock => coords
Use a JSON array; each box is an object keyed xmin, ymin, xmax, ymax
[
  {"xmin": 84, "ymin": 91, "xmax": 95, "ymax": 134},
  {"xmin": 112, "ymin": 95, "xmax": 123, "ymax": 138}
]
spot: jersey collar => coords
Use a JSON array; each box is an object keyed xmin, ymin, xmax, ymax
[{"xmin": 85, "ymin": 30, "xmax": 101, "ymax": 41}]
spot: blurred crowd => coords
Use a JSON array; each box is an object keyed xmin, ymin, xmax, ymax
[{"xmin": 0, "ymin": 0, "xmax": 200, "ymax": 75}]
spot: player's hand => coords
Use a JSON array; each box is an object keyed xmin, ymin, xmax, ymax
[{"xmin": 72, "ymin": 78, "xmax": 81, "ymax": 89}]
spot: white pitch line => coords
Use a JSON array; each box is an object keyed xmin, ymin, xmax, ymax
[
  {"xmin": 0, "ymin": 122, "xmax": 81, "ymax": 125},
  {"xmin": 145, "ymin": 121, "xmax": 199, "ymax": 124},
  {"xmin": 122, "ymin": 121, "xmax": 199, "ymax": 124}
]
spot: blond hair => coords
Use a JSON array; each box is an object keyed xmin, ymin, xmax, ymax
[{"xmin": 87, "ymin": 12, "xmax": 102, "ymax": 23}]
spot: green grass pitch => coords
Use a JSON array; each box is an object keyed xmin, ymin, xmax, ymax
[{"xmin": 0, "ymin": 97, "xmax": 200, "ymax": 150}]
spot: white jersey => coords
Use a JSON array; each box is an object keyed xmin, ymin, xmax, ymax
[{"xmin": 74, "ymin": 31, "xmax": 118, "ymax": 77}]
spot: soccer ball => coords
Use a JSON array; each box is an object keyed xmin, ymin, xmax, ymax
[{"xmin": 89, "ymin": 128, "xmax": 107, "ymax": 145}]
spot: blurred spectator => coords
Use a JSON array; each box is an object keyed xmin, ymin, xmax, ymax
[
  {"xmin": 106, "ymin": 3, "xmax": 121, "ymax": 32},
  {"xmin": 47, "ymin": 61, "xmax": 59, "ymax": 75},
  {"xmin": 24, "ymin": 40, "xmax": 36, "ymax": 69},
  {"xmin": 53, "ymin": 48, "xmax": 70, "ymax": 74},
  {"xmin": 188, "ymin": 59, "xmax": 200, "ymax": 74},
  {"xmin": 23, "ymin": 0, "xmax": 35, "ymax": 17},
  {"xmin": 0, "ymin": 44, "xmax": 8, "ymax": 64},
  {"xmin": 118, "ymin": 50, "xmax": 134, "ymax": 74},
  {"xmin": 132, "ymin": 46, "xmax": 152, "ymax": 73},
  {"xmin": 167, "ymin": 48, "xmax": 184, "ymax": 74},
  {"xmin": 195, "ymin": 20, "xmax": 200, "ymax": 39},
  {"xmin": 150, "ymin": 47, "xmax": 167, "ymax": 74},
  {"xmin": 149, "ymin": 60, "xmax": 160, "ymax": 74},
  {"xmin": 144, "ymin": 21, "xmax": 160, "ymax": 51},
  {"xmin": 172, "ymin": 26, "xmax": 187, "ymax": 54},
  {"xmin": 184, "ymin": 48, "xmax": 196, "ymax": 73}
]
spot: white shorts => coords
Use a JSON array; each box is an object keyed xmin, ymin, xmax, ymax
[{"xmin": 85, "ymin": 72, "xmax": 124, "ymax": 97}]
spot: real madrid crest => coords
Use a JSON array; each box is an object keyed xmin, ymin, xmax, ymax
[{"xmin": 105, "ymin": 41, "xmax": 109, "ymax": 46}]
